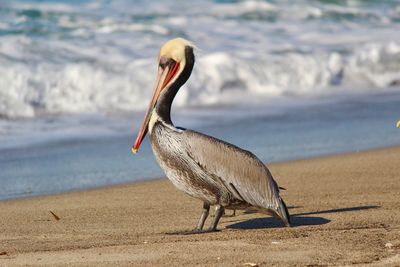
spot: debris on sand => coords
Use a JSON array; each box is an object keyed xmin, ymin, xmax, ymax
[
  {"xmin": 243, "ymin": 263, "xmax": 259, "ymax": 267},
  {"xmin": 50, "ymin": 211, "xmax": 60, "ymax": 221},
  {"xmin": 385, "ymin": 242, "xmax": 393, "ymax": 249}
]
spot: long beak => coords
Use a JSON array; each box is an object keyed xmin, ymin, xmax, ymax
[{"xmin": 132, "ymin": 62, "xmax": 180, "ymax": 153}]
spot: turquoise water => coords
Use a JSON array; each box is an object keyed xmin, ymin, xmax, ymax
[
  {"xmin": 0, "ymin": 0, "xmax": 400, "ymax": 200},
  {"xmin": 1, "ymin": 92, "xmax": 399, "ymax": 200},
  {"xmin": 1, "ymin": 0, "xmax": 400, "ymax": 118}
]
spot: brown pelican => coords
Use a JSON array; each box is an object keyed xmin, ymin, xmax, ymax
[{"xmin": 132, "ymin": 38, "xmax": 290, "ymax": 233}]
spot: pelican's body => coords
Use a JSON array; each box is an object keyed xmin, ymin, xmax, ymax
[{"xmin": 133, "ymin": 38, "xmax": 290, "ymax": 233}]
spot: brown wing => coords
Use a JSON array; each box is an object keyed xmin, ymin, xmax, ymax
[{"xmin": 182, "ymin": 129, "xmax": 289, "ymax": 223}]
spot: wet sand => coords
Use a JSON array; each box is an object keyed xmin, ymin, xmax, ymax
[{"xmin": 1, "ymin": 146, "xmax": 399, "ymax": 266}]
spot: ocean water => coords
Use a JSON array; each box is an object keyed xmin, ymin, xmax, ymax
[{"xmin": 0, "ymin": 0, "xmax": 400, "ymax": 200}]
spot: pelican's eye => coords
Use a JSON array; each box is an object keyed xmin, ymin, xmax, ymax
[{"xmin": 159, "ymin": 56, "xmax": 177, "ymax": 70}]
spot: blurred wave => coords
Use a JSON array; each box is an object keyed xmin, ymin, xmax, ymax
[{"xmin": 1, "ymin": 0, "xmax": 400, "ymax": 118}]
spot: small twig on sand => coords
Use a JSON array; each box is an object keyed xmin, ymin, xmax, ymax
[{"xmin": 50, "ymin": 211, "xmax": 60, "ymax": 221}]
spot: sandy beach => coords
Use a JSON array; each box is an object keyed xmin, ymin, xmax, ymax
[{"xmin": 1, "ymin": 146, "xmax": 399, "ymax": 267}]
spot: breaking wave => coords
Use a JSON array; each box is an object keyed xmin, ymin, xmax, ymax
[
  {"xmin": 1, "ymin": 40, "xmax": 400, "ymax": 118},
  {"xmin": 1, "ymin": 0, "xmax": 400, "ymax": 118}
]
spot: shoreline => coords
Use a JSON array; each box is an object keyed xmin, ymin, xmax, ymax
[
  {"xmin": 1, "ymin": 146, "xmax": 399, "ymax": 266},
  {"xmin": 2, "ymin": 144, "xmax": 400, "ymax": 203},
  {"xmin": 2, "ymin": 90, "xmax": 400, "ymax": 202}
]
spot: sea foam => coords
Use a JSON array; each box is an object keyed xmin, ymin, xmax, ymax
[
  {"xmin": 1, "ymin": 0, "xmax": 400, "ymax": 119},
  {"xmin": 1, "ymin": 40, "xmax": 399, "ymax": 118}
]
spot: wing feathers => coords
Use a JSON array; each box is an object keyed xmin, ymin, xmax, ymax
[{"xmin": 183, "ymin": 130, "xmax": 283, "ymax": 212}]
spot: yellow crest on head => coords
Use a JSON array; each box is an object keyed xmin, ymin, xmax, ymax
[{"xmin": 158, "ymin": 38, "xmax": 194, "ymax": 63}]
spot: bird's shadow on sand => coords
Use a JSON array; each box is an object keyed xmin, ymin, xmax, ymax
[{"xmin": 226, "ymin": 205, "xmax": 380, "ymax": 229}]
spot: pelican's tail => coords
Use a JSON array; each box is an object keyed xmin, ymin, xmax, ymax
[{"xmin": 275, "ymin": 197, "xmax": 291, "ymax": 227}]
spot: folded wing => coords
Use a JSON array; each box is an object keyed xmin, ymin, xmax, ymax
[{"xmin": 182, "ymin": 130, "xmax": 285, "ymax": 215}]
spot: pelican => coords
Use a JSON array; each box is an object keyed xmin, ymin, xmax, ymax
[{"xmin": 132, "ymin": 38, "xmax": 290, "ymax": 233}]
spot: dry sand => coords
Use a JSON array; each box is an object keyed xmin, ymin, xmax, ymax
[{"xmin": 1, "ymin": 146, "xmax": 399, "ymax": 266}]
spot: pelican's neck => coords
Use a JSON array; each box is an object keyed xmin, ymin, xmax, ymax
[
  {"xmin": 148, "ymin": 110, "xmax": 182, "ymax": 135},
  {"xmin": 155, "ymin": 46, "xmax": 194, "ymax": 126}
]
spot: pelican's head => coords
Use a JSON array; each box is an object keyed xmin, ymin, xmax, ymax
[{"xmin": 132, "ymin": 38, "xmax": 195, "ymax": 153}]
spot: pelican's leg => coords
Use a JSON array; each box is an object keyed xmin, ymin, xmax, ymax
[
  {"xmin": 167, "ymin": 203, "xmax": 216, "ymax": 235},
  {"xmin": 208, "ymin": 204, "xmax": 225, "ymax": 231},
  {"xmin": 195, "ymin": 202, "xmax": 210, "ymax": 230}
]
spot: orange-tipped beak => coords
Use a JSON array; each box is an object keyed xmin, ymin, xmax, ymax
[{"xmin": 132, "ymin": 61, "xmax": 180, "ymax": 153}]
